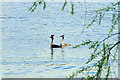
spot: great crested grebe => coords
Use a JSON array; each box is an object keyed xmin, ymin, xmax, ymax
[
  {"xmin": 50, "ymin": 35, "xmax": 62, "ymax": 48},
  {"xmin": 60, "ymin": 35, "xmax": 71, "ymax": 46}
]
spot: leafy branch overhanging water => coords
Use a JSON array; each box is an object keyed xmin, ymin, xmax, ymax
[{"xmin": 29, "ymin": 1, "xmax": 120, "ymax": 79}]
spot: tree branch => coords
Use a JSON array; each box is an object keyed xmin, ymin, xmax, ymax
[
  {"xmin": 100, "ymin": 33, "xmax": 120, "ymax": 43},
  {"xmin": 81, "ymin": 0, "xmax": 87, "ymax": 35},
  {"xmin": 108, "ymin": 41, "xmax": 120, "ymax": 52},
  {"xmin": 106, "ymin": 41, "xmax": 120, "ymax": 63}
]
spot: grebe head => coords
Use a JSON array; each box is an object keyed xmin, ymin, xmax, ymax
[
  {"xmin": 50, "ymin": 35, "xmax": 54, "ymax": 39},
  {"xmin": 60, "ymin": 35, "xmax": 64, "ymax": 38},
  {"xmin": 60, "ymin": 35, "xmax": 64, "ymax": 40}
]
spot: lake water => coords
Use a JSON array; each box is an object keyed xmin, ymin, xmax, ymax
[{"xmin": 1, "ymin": 2, "xmax": 118, "ymax": 78}]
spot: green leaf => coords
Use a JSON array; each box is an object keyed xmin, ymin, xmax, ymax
[
  {"xmin": 43, "ymin": 2, "xmax": 46, "ymax": 10},
  {"xmin": 106, "ymin": 66, "xmax": 110, "ymax": 78},
  {"xmin": 62, "ymin": 1, "xmax": 67, "ymax": 11},
  {"xmin": 109, "ymin": 25, "xmax": 115, "ymax": 34},
  {"xmin": 86, "ymin": 15, "xmax": 98, "ymax": 28},
  {"xmin": 81, "ymin": 40, "xmax": 92, "ymax": 45},
  {"xmin": 38, "ymin": 0, "xmax": 43, "ymax": 5},
  {"xmin": 98, "ymin": 12, "xmax": 105, "ymax": 25},
  {"xmin": 73, "ymin": 45, "xmax": 81, "ymax": 48},
  {"xmin": 71, "ymin": 3, "xmax": 74, "ymax": 15},
  {"xmin": 89, "ymin": 41, "xmax": 99, "ymax": 49}
]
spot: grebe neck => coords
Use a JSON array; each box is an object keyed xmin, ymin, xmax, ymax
[
  {"xmin": 51, "ymin": 38, "xmax": 54, "ymax": 43},
  {"xmin": 61, "ymin": 37, "xmax": 64, "ymax": 45},
  {"xmin": 62, "ymin": 37, "xmax": 64, "ymax": 40}
]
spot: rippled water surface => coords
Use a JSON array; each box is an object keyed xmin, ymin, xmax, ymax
[{"xmin": 1, "ymin": 2, "xmax": 118, "ymax": 78}]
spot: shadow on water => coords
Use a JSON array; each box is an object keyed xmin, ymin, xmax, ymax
[{"xmin": 50, "ymin": 48, "xmax": 64, "ymax": 60}]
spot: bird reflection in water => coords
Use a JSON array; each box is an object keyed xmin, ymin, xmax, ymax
[
  {"xmin": 50, "ymin": 48, "xmax": 64, "ymax": 60},
  {"xmin": 51, "ymin": 48, "xmax": 53, "ymax": 60},
  {"xmin": 50, "ymin": 35, "xmax": 65, "ymax": 60}
]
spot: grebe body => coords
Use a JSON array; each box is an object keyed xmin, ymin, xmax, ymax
[
  {"xmin": 50, "ymin": 35, "xmax": 63, "ymax": 48},
  {"xmin": 60, "ymin": 35, "xmax": 71, "ymax": 46}
]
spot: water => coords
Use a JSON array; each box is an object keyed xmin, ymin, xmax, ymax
[{"xmin": 1, "ymin": 2, "xmax": 118, "ymax": 78}]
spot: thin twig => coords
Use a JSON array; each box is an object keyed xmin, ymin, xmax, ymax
[
  {"xmin": 108, "ymin": 41, "xmax": 120, "ymax": 52},
  {"xmin": 81, "ymin": 0, "xmax": 87, "ymax": 35},
  {"xmin": 106, "ymin": 41, "xmax": 120, "ymax": 63},
  {"xmin": 100, "ymin": 33, "xmax": 120, "ymax": 43}
]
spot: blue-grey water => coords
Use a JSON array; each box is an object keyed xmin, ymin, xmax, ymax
[{"xmin": 1, "ymin": 2, "xmax": 118, "ymax": 78}]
